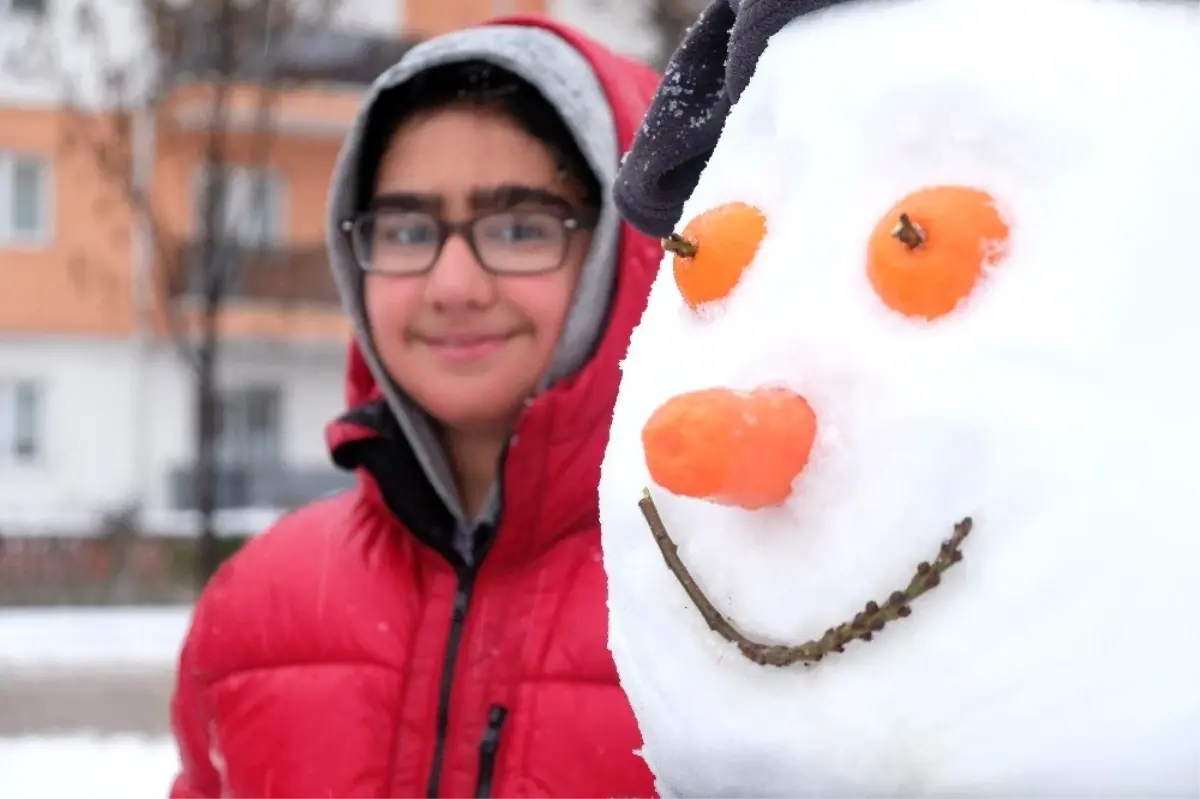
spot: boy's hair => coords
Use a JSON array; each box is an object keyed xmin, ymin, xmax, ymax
[{"xmin": 355, "ymin": 60, "xmax": 602, "ymax": 213}]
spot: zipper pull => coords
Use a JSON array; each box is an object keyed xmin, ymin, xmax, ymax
[
  {"xmin": 475, "ymin": 704, "xmax": 509, "ymax": 798},
  {"xmin": 452, "ymin": 587, "xmax": 469, "ymax": 623},
  {"xmin": 481, "ymin": 705, "xmax": 507, "ymax": 750}
]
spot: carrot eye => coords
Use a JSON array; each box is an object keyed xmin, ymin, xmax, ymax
[
  {"xmin": 663, "ymin": 202, "xmax": 768, "ymax": 312},
  {"xmin": 866, "ymin": 186, "xmax": 1011, "ymax": 319}
]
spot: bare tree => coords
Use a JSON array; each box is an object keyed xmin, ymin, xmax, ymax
[{"xmin": 8, "ymin": 0, "xmax": 410, "ymax": 589}]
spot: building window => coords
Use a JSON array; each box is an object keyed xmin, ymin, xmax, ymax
[
  {"xmin": 195, "ymin": 165, "xmax": 285, "ymax": 248},
  {"xmin": 5, "ymin": 0, "xmax": 48, "ymax": 20},
  {"xmin": 0, "ymin": 380, "xmax": 43, "ymax": 464},
  {"xmin": 0, "ymin": 152, "xmax": 50, "ymax": 245},
  {"xmin": 216, "ymin": 386, "xmax": 282, "ymax": 467}
]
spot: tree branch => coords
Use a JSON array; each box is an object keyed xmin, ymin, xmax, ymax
[{"xmin": 15, "ymin": 0, "xmax": 349, "ymax": 587}]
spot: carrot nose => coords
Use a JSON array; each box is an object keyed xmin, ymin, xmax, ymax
[{"xmin": 641, "ymin": 387, "xmax": 818, "ymax": 511}]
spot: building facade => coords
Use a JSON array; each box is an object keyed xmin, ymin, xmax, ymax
[{"xmin": 0, "ymin": 0, "xmax": 669, "ymax": 597}]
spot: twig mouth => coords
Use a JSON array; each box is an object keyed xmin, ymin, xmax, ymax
[{"xmin": 638, "ymin": 488, "xmax": 973, "ymax": 668}]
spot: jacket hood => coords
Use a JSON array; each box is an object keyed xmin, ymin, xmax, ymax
[{"xmin": 325, "ymin": 15, "xmax": 663, "ymax": 531}]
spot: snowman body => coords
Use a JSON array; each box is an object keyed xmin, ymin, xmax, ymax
[{"xmin": 599, "ymin": 0, "xmax": 1200, "ymax": 795}]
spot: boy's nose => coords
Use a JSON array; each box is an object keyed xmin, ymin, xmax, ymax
[
  {"xmin": 425, "ymin": 235, "xmax": 494, "ymax": 307},
  {"xmin": 641, "ymin": 386, "xmax": 818, "ymax": 511}
]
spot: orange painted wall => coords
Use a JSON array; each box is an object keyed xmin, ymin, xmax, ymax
[
  {"xmin": 0, "ymin": 108, "xmax": 137, "ymax": 336},
  {"xmin": 151, "ymin": 123, "xmax": 343, "ymax": 247},
  {"xmin": 146, "ymin": 118, "xmax": 350, "ymax": 341},
  {"xmin": 0, "ymin": 103, "xmax": 353, "ymax": 342},
  {"xmin": 0, "ymin": 0, "xmax": 553, "ymax": 342},
  {"xmin": 404, "ymin": 0, "xmax": 547, "ymax": 36},
  {"xmin": 162, "ymin": 83, "xmax": 365, "ymax": 135}
]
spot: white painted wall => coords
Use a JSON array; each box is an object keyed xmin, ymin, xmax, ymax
[
  {"xmin": 332, "ymin": 0, "xmax": 403, "ymax": 33},
  {"xmin": 138, "ymin": 339, "xmax": 348, "ymax": 511},
  {"xmin": 0, "ymin": 334, "xmax": 348, "ymax": 536},
  {"xmin": 0, "ymin": 336, "xmax": 140, "ymax": 531},
  {"xmin": 0, "ymin": 0, "xmax": 407, "ymax": 108},
  {"xmin": 0, "ymin": 0, "xmax": 149, "ymax": 109},
  {"xmin": 546, "ymin": 0, "xmax": 663, "ymax": 64}
]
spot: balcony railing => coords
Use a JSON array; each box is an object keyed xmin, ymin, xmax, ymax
[
  {"xmin": 156, "ymin": 7, "xmax": 419, "ymax": 86},
  {"xmin": 168, "ymin": 464, "xmax": 356, "ymax": 511},
  {"xmin": 169, "ymin": 242, "xmax": 342, "ymax": 307}
]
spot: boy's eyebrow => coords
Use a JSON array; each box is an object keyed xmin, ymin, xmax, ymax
[
  {"xmin": 469, "ymin": 184, "xmax": 574, "ymax": 214},
  {"xmin": 369, "ymin": 192, "xmax": 443, "ymax": 213},
  {"xmin": 368, "ymin": 185, "xmax": 576, "ymax": 216}
]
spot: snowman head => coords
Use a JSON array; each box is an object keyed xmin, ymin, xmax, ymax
[
  {"xmin": 609, "ymin": 0, "xmax": 1200, "ymax": 652},
  {"xmin": 602, "ymin": 0, "xmax": 1200, "ymax": 792},
  {"xmin": 605, "ymin": 0, "xmax": 1200, "ymax": 658}
]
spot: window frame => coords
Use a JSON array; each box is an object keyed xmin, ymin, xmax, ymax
[
  {"xmin": 192, "ymin": 164, "xmax": 287, "ymax": 249},
  {"xmin": 214, "ymin": 384, "xmax": 284, "ymax": 468},
  {"xmin": 0, "ymin": 378, "xmax": 45, "ymax": 466},
  {"xmin": 4, "ymin": 0, "xmax": 49, "ymax": 21},
  {"xmin": 0, "ymin": 150, "xmax": 53, "ymax": 247}
]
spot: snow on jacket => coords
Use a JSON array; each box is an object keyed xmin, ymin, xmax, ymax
[{"xmin": 168, "ymin": 15, "xmax": 663, "ymax": 799}]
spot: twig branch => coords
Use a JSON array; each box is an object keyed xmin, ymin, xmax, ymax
[
  {"xmin": 638, "ymin": 487, "xmax": 973, "ymax": 668},
  {"xmin": 661, "ymin": 233, "xmax": 697, "ymax": 259},
  {"xmin": 891, "ymin": 213, "xmax": 926, "ymax": 250}
]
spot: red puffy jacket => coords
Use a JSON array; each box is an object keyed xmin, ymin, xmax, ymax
[{"xmin": 168, "ymin": 17, "xmax": 663, "ymax": 799}]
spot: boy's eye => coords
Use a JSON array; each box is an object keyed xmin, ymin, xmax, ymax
[
  {"xmin": 376, "ymin": 214, "xmax": 438, "ymax": 247},
  {"xmin": 478, "ymin": 212, "xmax": 562, "ymax": 245}
]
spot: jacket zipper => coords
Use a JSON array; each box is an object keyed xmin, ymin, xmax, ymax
[
  {"xmin": 474, "ymin": 704, "xmax": 509, "ymax": 798},
  {"xmin": 423, "ymin": 446, "xmax": 507, "ymax": 797},
  {"xmin": 341, "ymin": 407, "xmax": 516, "ymax": 798},
  {"xmin": 425, "ymin": 571, "xmax": 475, "ymax": 798}
]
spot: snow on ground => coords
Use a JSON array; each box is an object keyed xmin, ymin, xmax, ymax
[
  {"xmin": 0, "ymin": 606, "xmax": 194, "ymax": 669},
  {"xmin": 0, "ymin": 734, "xmax": 180, "ymax": 799}
]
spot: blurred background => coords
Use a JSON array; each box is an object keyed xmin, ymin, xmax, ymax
[{"xmin": 0, "ymin": 0, "xmax": 703, "ymax": 795}]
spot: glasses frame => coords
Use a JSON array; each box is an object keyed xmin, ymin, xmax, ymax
[{"xmin": 339, "ymin": 207, "xmax": 597, "ymax": 277}]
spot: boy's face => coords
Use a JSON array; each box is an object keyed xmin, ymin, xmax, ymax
[{"xmin": 363, "ymin": 103, "xmax": 593, "ymax": 435}]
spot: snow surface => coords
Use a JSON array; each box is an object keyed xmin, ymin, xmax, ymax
[
  {"xmin": 599, "ymin": 0, "xmax": 1200, "ymax": 796},
  {"xmin": 0, "ymin": 606, "xmax": 193, "ymax": 669},
  {"xmin": 0, "ymin": 735, "xmax": 179, "ymax": 799}
]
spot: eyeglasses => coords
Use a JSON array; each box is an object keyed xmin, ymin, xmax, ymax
[{"xmin": 340, "ymin": 207, "xmax": 595, "ymax": 276}]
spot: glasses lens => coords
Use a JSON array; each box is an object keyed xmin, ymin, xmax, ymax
[
  {"xmin": 355, "ymin": 210, "xmax": 441, "ymax": 273},
  {"xmin": 474, "ymin": 211, "xmax": 568, "ymax": 273}
]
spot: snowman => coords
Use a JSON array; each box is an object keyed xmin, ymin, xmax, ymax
[{"xmin": 601, "ymin": 0, "xmax": 1200, "ymax": 796}]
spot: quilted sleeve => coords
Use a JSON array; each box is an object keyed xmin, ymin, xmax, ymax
[{"xmin": 167, "ymin": 609, "xmax": 222, "ymax": 798}]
